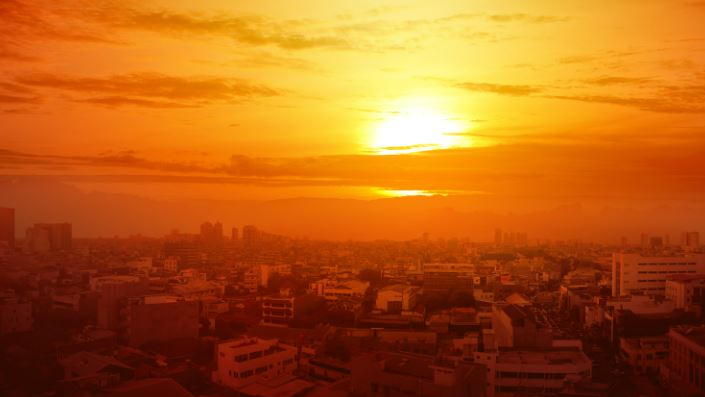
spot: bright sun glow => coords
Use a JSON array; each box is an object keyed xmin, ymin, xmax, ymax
[
  {"xmin": 371, "ymin": 107, "xmax": 470, "ymax": 155},
  {"xmin": 377, "ymin": 189, "xmax": 450, "ymax": 197}
]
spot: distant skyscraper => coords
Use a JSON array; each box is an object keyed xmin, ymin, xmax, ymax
[
  {"xmin": 200, "ymin": 221, "xmax": 223, "ymax": 249},
  {"xmin": 494, "ymin": 228, "xmax": 503, "ymax": 246},
  {"xmin": 640, "ymin": 233, "xmax": 650, "ymax": 249},
  {"xmin": 681, "ymin": 231, "xmax": 700, "ymax": 250},
  {"xmin": 242, "ymin": 225, "xmax": 260, "ymax": 248},
  {"xmin": 231, "ymin": 227, "xmax": 239, "ymax": 241},
  {"xmin": 650, "ymin": 236, "xmax": 664, "ymax": 249},
  {"xmin": 25, "ymin": 223, "xmax": 72, "ymax": 252},
  {"xmin": 0, "ymin": 208, "xmax": 15, "ymax": 248}
]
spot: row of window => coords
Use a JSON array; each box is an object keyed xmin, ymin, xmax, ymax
[{"xmin": 497, "ymin": 371, "xmax": 565, "ymax": 379}]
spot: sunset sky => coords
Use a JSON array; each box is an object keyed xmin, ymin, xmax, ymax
[{"xmin": 2, "ymin": 0, "xmax": 705, "ymax": 238}]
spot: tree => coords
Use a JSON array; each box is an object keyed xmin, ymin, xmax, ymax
[{"xmin": 358, "ymin": 268, "xmax": 381, "ymax": 285}]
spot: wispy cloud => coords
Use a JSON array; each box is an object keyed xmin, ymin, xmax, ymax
[
  {"xmin": 456, "ymin": 81, "xmax": 542, "ymax": 96},
  {"xmin": 487, "ymin": 14, "xmax": 569, "ymax": 23},
  {"xmin": 4, "ymin": 72, "xmax": 280, "ymax": 109}
]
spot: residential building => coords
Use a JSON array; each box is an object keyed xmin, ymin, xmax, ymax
[
  {"xmin": 618, "ymin": 336, "xmax": 668, "ymax": 374},
  {"xmin": 212, "ymin": 337, "xmax": 298, "ymax": 390},
  {"xmin": 665, "ymin": 274, "xmax": 705, "ymax": 311},
  {"xmin": 423, "ymin": 263, "xmax": 474, "ymax": 292},
  {"xmin": 122, "ymin": 295, "xmax": 199, "ymax": 347},
  {"xmin": 0, "ymin": 297, "xmax": 33, "ymax": 334},
  {"xmin": 666, "ymin": 326, "xmax": 705, "ymax": 394},
  {"xmin": 92, "ymin": 276, "xmax": 150, "ymax": 331},
  {"xmin": 350, "ymin": 351, "xmax": 486, "ymax": 397},
  {"xmin": 375, "ymin": 284, "xmax": 418, "ymax": 313},
  {"xmin": 475, "ymin": 348, "xmax": 592, "ymax": 397}
]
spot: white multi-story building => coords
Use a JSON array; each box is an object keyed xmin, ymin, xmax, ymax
[
  {"xmin": 212, "ymin": 337, "xmax": 298, "ymax": 390},
  {"xmin": 665, "ymin": 274, "xmax": 705, "ymax": 311},
  {"xmin": 309, "ymin": 279, "xmax": 369, "ymax": 300},
  {"xmin": 375, "ymin": 284, "xmax": 418, "ymax": 313},
  {"xmin": 475, "ymin": 348, "xmax": 592, "ymax": 397},
  {"xmin": 611, "ymin": 253, "xmax": 705, "ymax": 296}
]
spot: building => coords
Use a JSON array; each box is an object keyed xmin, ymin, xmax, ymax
[
  {"xmin": 242, "ymin": 225, "xmax": 261, "ymax": 248},
  {"xmin": 494, "ymin": 229, "xmax": 503, "ymax": 246},
  {"xmin": 261, "ymin": 291, "xmax": 322, "ymax": 327},
  {"xmin": 375, "ymin": 284, "xmax": 418, "ymax": 314},
  {"xmin": 350, "ymin": 351, "xmax": 486, "ymax": 397},
  {"xmin": 0, "ymin": 297, "xmax": 33, "ymax": 334},
  {"xmin": 212, "ymin": 337, "xmax": 298, "ymax": 390},
  {"xmin": 423, "ymin": 263, "xmax": 474, "ymax": 292},
  {"xmin": 666, "ymin": 326, "xmax": 705, "ymax": 394},
  {"xmin": 492, "ymin": 304, "xmax": 554, "ymax": 348},
  {"xmin": 25, "ymin": 222, "xmax": 72, "ymax": 252},
  {"xmin": 618, "ymin": 336, "xmax": 668, "ymax": 374},
  {"xmin": 122, "ymin": 295, "xmax": 199, "ymax": 347},
  {"xmin": 310, "ymin": 279, "xmax": 369, "ymax": 300},
  {"xmin": 231, "ymin": 227, "xmax": 239, "ymax": 241},
  {"xmin": 683, "ymin": 232, "xmax": 701, "ymax": 250},
  {"xmin": 163, "ymin": 240, "xmax": 202, "ymax": 268},
  {"xmin": 665, "ymin": 274, "xmax": 705, "ymax": 311},
  {"xmin": 475, "ymin": 348, "xmax": 592, "ymax": 397},
  {"xmin": 92, "ymin": 276, "xmax": 150, "ymax": 331},
  {"xmin": 200, "ymin": 221, "xmax": 224, "ymax": 249},
  {"xmin": 0, "ymin": 207, "xmax": 14, "ymax": 248},
  {"xmin": 611, "ymin": 253, "xmax": 705, "ymax": 296}
]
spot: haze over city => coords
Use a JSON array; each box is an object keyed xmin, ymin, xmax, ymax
[{"xmin": 2, "ymin": 1, "xmax": 705, "ymax": 397}]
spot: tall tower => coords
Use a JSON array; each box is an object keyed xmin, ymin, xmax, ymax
[{"xmin": 0, "ymin": 208, "xmax": 14, "ymax": 248}]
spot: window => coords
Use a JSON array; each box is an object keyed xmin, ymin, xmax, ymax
[{"xmin": 240, "ymin": 370, "xmax": 254, "ymax": 378}]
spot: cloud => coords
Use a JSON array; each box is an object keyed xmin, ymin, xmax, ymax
[
  {"xmin": 6, "ymin": 141, "xmax": 705, "ymax": 201},
  {"xmin": 75, "ymin": 96, "xmax": 195, "ymax": 108},
  {"xmin": 488, "ymin": 14, "xmax": 569, "ymax": 23},
  {"xmin": 584, "ymin": 76, "xmax": 653, "ymax": 86},
  {"xmin": 456, "ymin": 81, "xmax": 542, "ymax": 96},
  {"xmin": 0, "ymin": 94, "xmax": 39, "ymax": 104},
  {"xmin": 545, "ymin": 93, "xmax": 705, "ymax": 114},
  {"xmin": 7, "ymin": 72, "xmax": 280, "ymax": 108}
]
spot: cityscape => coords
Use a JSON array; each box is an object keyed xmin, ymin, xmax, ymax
[{"xmin": 2, "ymin": 1, "xmax": 705, "ymax": 397}]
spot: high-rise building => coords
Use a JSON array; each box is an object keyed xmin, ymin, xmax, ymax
[
  {"xmin": 200, "ymin": 221, "xmax": 223, "ymax": 249},
  {"xmin": 241, "ymin": 225, "xmax": 260, "ymax": 248},
  {"xmin": 683, "ymin": 231, "xmax": 700, "ymax": 250},
  {"xmin": 0, "ymin": 208, "xmax": 14, "ymax": 248},
  {"xmin": 494, "ymin": 228, "xmax": 503, "ymax": 246},
  {"xmin": 612, "ymin": 253, "xmax": 705, "ymax": 296},
  {"xmin": 640, "ymin": 233, "xmax": 650, "ymax": 249},
  {"xmin": 231, "ymin": 227, "xmax": 238, "ymax": 241},
  {"xmin": 25, "ymin": 223, "xmax": 72, "ymax": 252}
]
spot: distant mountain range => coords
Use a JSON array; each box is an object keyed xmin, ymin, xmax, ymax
[{"xmin": 1, "ymin": 177, "xmax": 703, "ymax": 242}]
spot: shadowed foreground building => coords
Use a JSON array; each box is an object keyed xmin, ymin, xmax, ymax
[
  {"xmin": 350, "ymin": 351, "xmax": 486, "ymax": 397},
  {"xmin": 122, "ymin": 295, "xmax": 199, "ymax": 347},
  {"xmin": 664, "ymin": 326, "xmax": 705, "ymax": 395}
]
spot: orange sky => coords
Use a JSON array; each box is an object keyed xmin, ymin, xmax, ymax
[{"xmin": 2, "ymin": 0, "xmax": 705, "ymax": 207}]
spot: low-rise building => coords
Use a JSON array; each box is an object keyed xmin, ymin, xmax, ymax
[
  {"xmin": 350, "ymin": 351, "xmax": 486, "ymax": 397},
  {"xmin": 0, "ymin": 297, "xmax": 33, "ymax": 334},
  {"xmin": 212, "ymin": 337, "xmax": 298, "ymax": 390},
  {"xmin": 475, "ymin": 348, "xmax": 592, "ymax": 397},
  {"xmin": 375, "ymin": 284, "xmax": 418, "ymax": 314},
  {"xmin": 618, "ymin": 335, "xmax": 669, "ymax": 374}
]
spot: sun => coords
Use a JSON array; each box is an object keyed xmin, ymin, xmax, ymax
[{"xmin": 371, "ymin": 107, "xmax": 470, "ymax": 155}]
